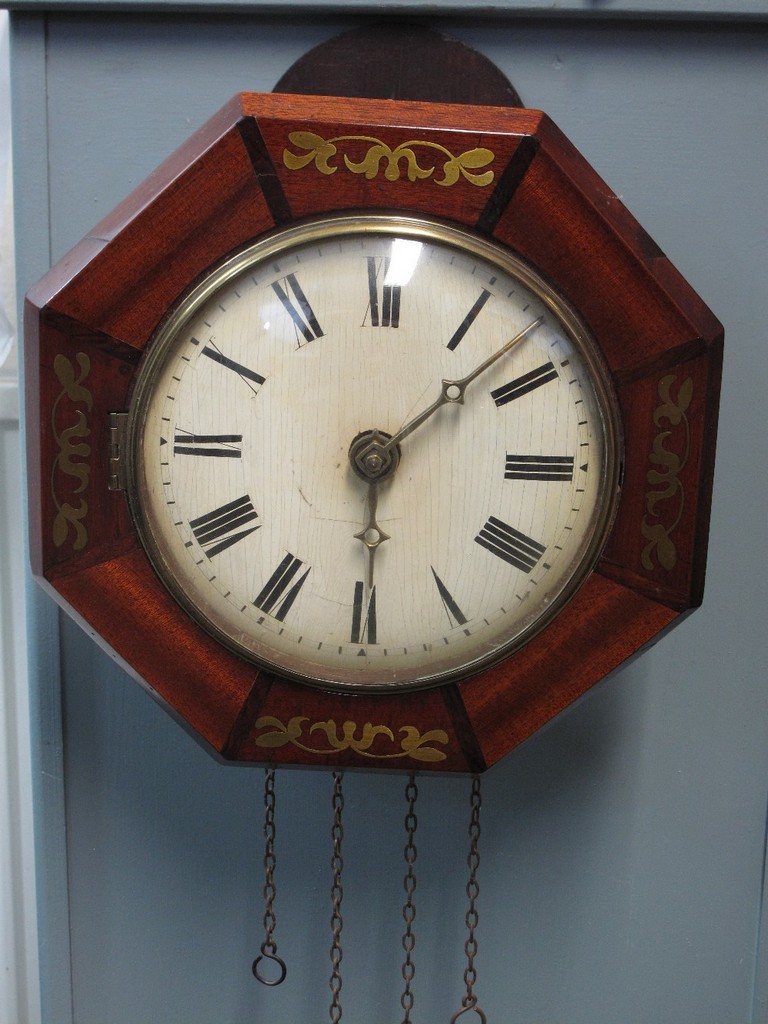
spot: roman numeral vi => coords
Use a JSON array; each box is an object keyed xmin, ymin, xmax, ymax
[{"xmin": 351, "ymin": 582, "xmax": 377, "ymax": 645}]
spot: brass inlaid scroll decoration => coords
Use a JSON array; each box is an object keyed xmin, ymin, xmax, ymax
[
  {"xmin": 254, "ymin": 715, "xmax": 449, "ymax": 762},
  {"xmin": 640, "ymin": 374, "xmax": 692, "ymax": 572},
  {"xmin": 283, "ymin": 132, "xmax": 495, "ymax": 188},
  {"xmin": 51, "ymin": 353, "xmax": 92, "ymax": 551}
]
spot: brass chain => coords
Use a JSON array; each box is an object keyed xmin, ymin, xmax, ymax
[
  {"xmin": 450, "ymin": 775, "xmax": 486, "ymax": 1024},
  {"xmin": 400, "ymin": 775, "xmax": 419, "ymax": 1024},
  {"xmin": 250, "ymin": 768, "xmax": 484, "ymax": 1021},
  {"xmin": 252, "ymin": 767, "xmax": 287, "ymax": 986},
  {"xmin": 329, "ymin": 771, "xmax": 345, "ymax": 1024}
]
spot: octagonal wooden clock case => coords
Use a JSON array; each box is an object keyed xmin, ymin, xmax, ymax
[{"xmin": 25, "ymin": 65, "xmax": 722, "ymax": 775}]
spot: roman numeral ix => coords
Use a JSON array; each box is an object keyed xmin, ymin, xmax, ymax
[
  {"xmin": 189, "ymin": 495, "xmax": 260, "ymax": 558},
  {"xmin": 173, "ymin": 431, "xmax": 242, "ymax": 458},
  {"xmin": 475, "ymin": 517, "xmax": 546, "ymax": 573}
]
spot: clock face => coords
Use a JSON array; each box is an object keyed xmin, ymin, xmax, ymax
[{"xmin": 127, "ymin": 215, "xmax": 621, "ymax": 692}]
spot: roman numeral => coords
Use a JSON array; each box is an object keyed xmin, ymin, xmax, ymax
[
  {"xmin": 189, "ymin": 495, "xmax": 260, "ymax": 558},
  {"xmin": 201, "ymin": 342, "xmax": 265, "ymax": 396},
  {"xmin": 351, "ymin": 582, "xmax": 377, "ymax": 645},
  {"xmin": 272, "ymin": 274, "xmax": 323, "ymax": 344},
  {"xmin": 431, "ymin": 568, "xmax": 468, "ymax": 627},
  {"xmin": 447, "ymin": 289, "xmax": 491, "ymax": 351},
  {"xmin": 254, "ymin": 553, "xmax": 311, "ymax": 621},
  {"xmin": 491, "ymin": 361, "xmax": 558, "ymax": 407},
  {"xmin": 173, "ymin": 431, "xmax": 242, "ymax": 458},
  {"xmin": 366, "ymin": 257, "xmax": 401, "ymax": 328},
  {"xmin": 505, "ymin": 454, "xmax": 575, "ymax": 481},
  {"xmin": 474, "ymin": 517, "xmax": 546, "ymax": 573}
]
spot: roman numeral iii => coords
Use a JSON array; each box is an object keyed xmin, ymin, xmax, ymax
[
  {"xmin": 254, "ymin": 553, "xmax": 311, "ymax": 621},
  {"xmin": 505, "ymin": 454, "xmax": 575, "ymax": 481},
  {"xmin": 474, "ymin": 517, "xmax": 546, "ymax": 573},
  {"xmin": 189, "ymin": 495, "xmax": 260, "ymax": 558}
]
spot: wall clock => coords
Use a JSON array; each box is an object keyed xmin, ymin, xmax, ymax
[{"xmin": 25, "ymin": 34, "xmax": 722, "ymax": 780}]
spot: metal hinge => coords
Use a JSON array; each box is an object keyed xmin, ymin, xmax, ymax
[{"xmin": 108, "ymin": 412, "xmax": 129, "ymax": 491}]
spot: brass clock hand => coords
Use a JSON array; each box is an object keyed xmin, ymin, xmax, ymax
[
  {"xmin": 348, "ymin": 429, "xmax": 396, "ymax": 586},
  {"xmin": 383, "ymin": 317, "xmax": 544, "ymax": 453},
  {"xmin": 345, "ymin": 319, "xmax": 545, "ymax": 497},
  {"xmin": 353, "ymin": 480, "xmax": 390, "ymax": 590},
  {"xmin": 347, "ymin": 320, "xmax": 543, "ymax": 582}
]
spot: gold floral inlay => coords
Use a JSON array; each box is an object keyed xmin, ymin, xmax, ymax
[
  {"xmin": 640, "ymin": 374, "xmax": 692, "ymax": 572},
  {"xmin": 51, "ymin": 353, "xmax": 92, "ymax": 551},
  {"xmin": 254, "ymin": 715, "xmax": 449, "ymax": 762},
  {"xmin": 283, "ymin": 131, "xmax": 495, "ymax": 188}
]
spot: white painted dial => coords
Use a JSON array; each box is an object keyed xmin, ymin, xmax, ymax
[{"xmin": 128, "ymin": 216, "xmax": 621, "ymax": 691}]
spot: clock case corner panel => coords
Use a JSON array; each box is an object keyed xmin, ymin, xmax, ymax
[{"xmin": 25, "ymin": 89, "xmax": 722, "ymax": 773}]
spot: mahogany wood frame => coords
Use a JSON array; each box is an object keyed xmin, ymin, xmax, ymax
[{"xmin": 25, "ymin": 90, "xmax": 722, "ymax": 773}]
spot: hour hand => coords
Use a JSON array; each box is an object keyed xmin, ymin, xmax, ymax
[{"xmin": 354, "ymin": 481, "xmax": 390, "ymax": 590}]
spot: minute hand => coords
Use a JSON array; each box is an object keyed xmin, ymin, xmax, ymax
[{"xmin": 383, "ymin": 317, "xmax": 544, "ymax": 452}]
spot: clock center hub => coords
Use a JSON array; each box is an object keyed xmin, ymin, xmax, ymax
[{"xmin": 349, "ymin": 430, "xmax": 401, "ymax": 483}]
